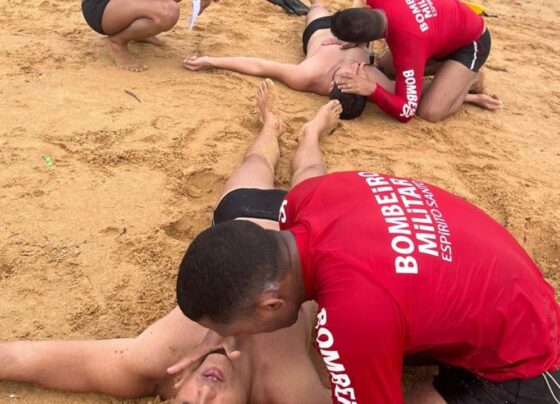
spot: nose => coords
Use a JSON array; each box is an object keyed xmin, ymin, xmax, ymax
[{"xmin": 198, "ymin": 384, "xmax": 217, "ymax": 403}]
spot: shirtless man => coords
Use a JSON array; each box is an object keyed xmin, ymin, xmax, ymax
[
  {"xmin": 185, "ymin": 0, "xmax": 501, "ymax": 120},
  {"xmin": 185, "ymin": 0, "xmax": 389, "ymax": 119},
  {"xmin": 81, "ymin": 0, "xmax": 183, "ymax": 72},
  {"xmin": 0, "ymin": 80, "xmax": 339, "ymax": 403}
]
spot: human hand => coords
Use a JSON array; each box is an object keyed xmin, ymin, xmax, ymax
[
  {"xmin": 183, "ymin": 55, "xmax": 212, "ymax": 70},
  {"xmin": 167, "ymin": 329, "xmax": 240, "ymax": 389},
  {"xmin": 321, "ymin": 38, "xmax": 359, "ymax": 49},
  {"xmin": 335, "ymin": 63, "xmax": 376, "ymax": 96}
]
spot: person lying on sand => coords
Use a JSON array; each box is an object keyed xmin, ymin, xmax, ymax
[
  {"xmin": 185, "ymin": 0, "xmax": 499, "ymax": 120},
  {"xmin": 328, "ymin": 1, "xmax": 502, "ymax": 122},
  {"xmin": 0, "ymin": 79, "xmax": 339, "ymax": 404},
  {"xmin": 81, "ymin": 0, "xmax": 181, "ymax": 72},
  {"xmin": 169, "ymin": 99, "xmax": 560, "ymax": 402},
  {"xmin": 185, "ymin": 0, "xmax": 388, "ymax": 119}
]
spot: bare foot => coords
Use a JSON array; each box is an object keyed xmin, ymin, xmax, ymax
[
  {"xmin": 256, "ymin": 79, "xmax": 284, "ymax": 132},
  {"xmin": 469, "ymin": 70, "xmax": 486, "ymax": 94},
  {"xmin": 106, "ymin": 38, "xmax": 147, "ymax": 72},
  {"xmin": 137, "ymin": 36, "xmax": 166, "ymax": 47},
  {"xmin": 302, "ymin": 100, "xmax": 342, "ymax": 138},
  {"xmin": 465, "ymin": 93, "xmax": 503, "ymax": 110}
]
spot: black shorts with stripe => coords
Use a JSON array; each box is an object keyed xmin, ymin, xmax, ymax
[
  {"xmin": 442, "ymin": 28, "xmax": 491, "ymax": 72},
  {"xmin": 213, "ymin": 188, "xmax": 287, "ymax": 225}
]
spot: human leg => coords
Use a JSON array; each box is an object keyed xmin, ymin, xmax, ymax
[
  {"xmin": 291, "ymin": 100, "xmax": 342, "ymax": 187},
  {"xmin": 405, "ymin": 382, "xmax": 446, "ymax": 404},
  {"xmin": 101, "ymin": 0, "xmax": 180, "ymax": 71},
  {"xmin": 417, "ymin": 60, "xmax": 499, "ymax": 122},
  {"xmin": 306, "ymin": 0, "xmax": 331, "ymax": 25},
  {"xmin": 219, "ymin": 79, "xmax": 285, "ymax": 198}
]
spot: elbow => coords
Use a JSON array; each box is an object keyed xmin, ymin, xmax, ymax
[{"xmin": 396, "ymin": 114, "xmax": 413, "ymax": 123}]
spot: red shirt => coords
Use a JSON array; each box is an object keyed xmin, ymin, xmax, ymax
[
  {"xmin": 279, "ymin": 172, "xmax": 560, "ymax": 404},
  {"xmin": 366, "ymin": 0, "xmax": 484, "ymax": 122}
]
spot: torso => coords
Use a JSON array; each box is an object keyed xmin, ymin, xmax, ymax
[{"xmin": 279, "ymin": 171, "xmax": 560, "ymax": 402}]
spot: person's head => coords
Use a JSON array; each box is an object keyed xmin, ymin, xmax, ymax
[
  {"xmin": 177, "ymin": 220, "xmax": 300, "ymax": 336},
  {"xmin": 331, "ymin": 8, "xmax": 386, "ymax": 43},
  {"xmin": 329, "ymin": 85, "xmax": 367, "ymax": 120},
  {"xmin": 174, "ymin": 348, "xmax": 250, "ymax": 404},
  {"xmin": 328, "ymin": 62, "xmax": 369, "ymax": 119}
]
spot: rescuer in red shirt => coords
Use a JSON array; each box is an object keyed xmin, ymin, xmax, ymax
[
  {"xmin": 328, "ymin": 0, "xmax": 502, "ymax": 123},
  {"xmin": 175, "ymin": 168, "xmax": 560, "ymax": 403}
]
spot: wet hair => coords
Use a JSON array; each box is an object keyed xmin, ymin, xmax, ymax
[
  {"xmin": 331, "ymin": 8, "xmax": 385, "ymax": 43},
  {"xmin": 329, "ymin": 85, "xmax": 367, "ymax": 119},
  {"xmin": 176, "ymin": 220, "xmax": 285, "ymax": 323}
]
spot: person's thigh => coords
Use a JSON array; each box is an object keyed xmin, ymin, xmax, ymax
[
  {"xmin": 305, "ymin": 3, "xmax": 331, "ymax": 25},
  {"xmin": 219, "ymin": 155, "xmax": 276, "ymax": 202},
  {"xmin": 101, "ymin": 0, "xmax": 176, "ymax": 35},
  {"xmin": 405, "ymin": 381, "xmax": 447, "ymax": 404},
  {"xmin": 418, "ymin": 60, "xmax": 477, "ymax": 118}
]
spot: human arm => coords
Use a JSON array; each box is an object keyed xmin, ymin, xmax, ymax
[
  {"xmin": 314, "ymin": 285, "xmax": 406, "ymax": 403},
  {"xmin": 184, "ymin": 55, "xmax": 311, "ymax": 91},
  {"xmin": 0, "ymin": 307, "xmax": 204, "ymax": 399},
  {"xmin": 368, "ymin": 41, "xmax": 426, "ymax": 123}
]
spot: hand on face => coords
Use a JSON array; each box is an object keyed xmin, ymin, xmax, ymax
[
  {"xmin": 183, "ymin": 55, "xmax": 211, "ymax": 70},
  {"xmin": 167, "ymin": 329, "xmax": 240, "ymax": 391},
  {"xmin": 321, "ymin": 38, "xmax": 359, "ymax": 49},
  {"xmin": 173, "ymin": 351, "xmax": 246, "ymax": 404},
  {"xmin": 335, "ymin": 63, "xmax": 377, "ymax": 96}
]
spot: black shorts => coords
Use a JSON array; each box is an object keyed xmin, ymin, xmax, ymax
[
  {"xmin": 442, "ymin": 29, "xmax": 491, "ymax": 72},
  {"xmin": 82, "ymin": 0, "xmax": 109, "ymax": 35},
  {"xmin": 302, "ymin": 16, "xmax": 331, "ymax": 55},
  {"xmin": 213, "ymin": 188, "xmax": 287, "ymax": 225},
  {"xmin": 433, "ymin": 365, "xmax": 560, "ymax": 403}
]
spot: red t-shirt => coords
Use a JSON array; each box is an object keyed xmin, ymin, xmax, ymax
[
  {"xmin": 279, "ymin": 172, "xmax": 560, "ymax": 404},
  {"xmin": 366, "ymin": 0, "xmax": 484, "ymax": 122}
]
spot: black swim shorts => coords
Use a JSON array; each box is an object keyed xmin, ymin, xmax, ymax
[
  {"xmin": 213, "ymin": 188, "xmax": 287, "ymax": 225},
  {"xmin": 302, "ymin": 16, "xmax": 331, "ymax": 55},
  {"xmin": 433, "ymin": 365, "xmax": 560, "ymax": 403},
  {"xmin": 82, "ymin": 0, "xmax": 109, "ymax": 35},
  {"xmin": 443, "ymin": 29, "xmax": 491, "ymax": 72}
]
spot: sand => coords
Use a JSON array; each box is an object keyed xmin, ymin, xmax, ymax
[{"xmin": 0, "ymin": 0, "xmax": 559, "ymax": 402}]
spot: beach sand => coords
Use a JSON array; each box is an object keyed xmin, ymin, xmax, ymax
[{"xmin": 0, "ymin": 0, "xmax": 559, "ymax": 402}]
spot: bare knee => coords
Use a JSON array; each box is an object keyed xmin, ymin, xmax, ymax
[
  {"xmin": 243, "ymin": 152, "xmax": 275, "ymax": 175},
  {"xmin": 417, "ymin": 103, "xmax": 447, "ymax": 123},
  {"xmin": 151, "ymin": 0, "xmax": 180, "ymax": 31}
]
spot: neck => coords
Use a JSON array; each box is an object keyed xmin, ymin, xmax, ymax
[{"xmin": 275, "ymin": 230, "xmax": 308, "ymax": 305}]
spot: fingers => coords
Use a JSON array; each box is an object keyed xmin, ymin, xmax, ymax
[
  {"xmin": 227, "ymin": 349, "xmax": 241, "ymax": 360},
  {"xmin": 340, "ymin": 42, "xmax": 358, "ymax": 50},
  {"xmin": 167, "ymin": 356, "xmax": 196, "ymax": 375},
  {"xmin": 321, "ymin": 38, "xmax": 343, "ymax": 46}
]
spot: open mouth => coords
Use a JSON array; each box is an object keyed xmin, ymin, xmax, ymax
[
  {"xmin": 202, "ymin": 367, "xmax": 225, "ymax": 382},
  {"xmin": 200, "ymin": 348, "xmax": 228, "ymax": 382}
]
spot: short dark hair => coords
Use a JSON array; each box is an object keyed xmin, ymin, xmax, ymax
[
  {"xmin": 176, "ymin": 220, "xmax": 284, "ymax": 323},
  {"xmin": 329, "ymin": 85, "xmax": 367, "ymax": 119},
  {"xmin": 331, "ymin": 8, "xmax": 385, "ymax": 43}
]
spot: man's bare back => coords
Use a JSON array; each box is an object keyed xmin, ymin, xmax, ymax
[{"xmin": 183, "ymin": 0, "xmax": 386, "ymax": 96}]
